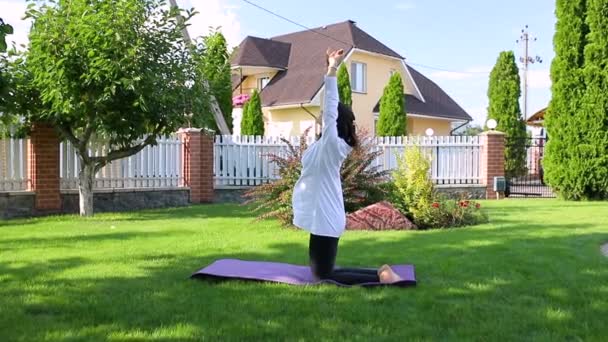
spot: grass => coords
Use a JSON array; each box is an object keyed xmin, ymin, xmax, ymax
[{"xmin": 0, "ymin": 200, "xmax": 607, "ymax": 341}]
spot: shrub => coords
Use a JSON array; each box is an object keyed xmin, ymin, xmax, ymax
[
  {"xmin": 244, "ymin": 129, "xmax": 389, "ymax": 225},
  {"xmin": 337, "ymin": 64, "xmax": 352, "ymax": 108},
  {"xmin": 376, "ymin": 72, "xmax": 406, "ymax": 136},
  {"xmin": 391, "ymin": 147, "xmax": 436, "ymax": 221},
  {"xmin": 241, "ymin": 89, "xmax": 264, "ymax": 136},
  {"xmin": 427, "ymin": 198, "xmax": 488, "ymax": 228},
  {"xmin": 390, "ymin": 147, "xmax": 487, "ymax": 228}
]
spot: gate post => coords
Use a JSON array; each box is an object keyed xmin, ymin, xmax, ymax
[
  {"xmin": 27, "ymin": 123, "xmax": 62, "ymax": 212},
  {"xmin": 178, "ymin": 128, "xmax": 214, "ymax": 203},
  {"xmin": 479, "ymin": 130, "xmax": 506, "ymax": 199}
]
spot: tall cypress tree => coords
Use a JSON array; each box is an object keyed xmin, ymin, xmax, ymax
[
  {"xmin": 337, "ymin": 64, "xmax": 352, "ymax": 107},
  {"xmin": 376, "ymin": 72, "xmax": 406, "ymax": 136},
  {"xmin": 576, "ymin": 0, "xmax": 608, "ymax": 199},
  {"xmin": 487, "ymin": 51, "xmax": 527, "ymax": 178},
  {"xmin": 544, "ymin": 0, "xmax": 591, "ymax": 199},
  {"xmin": 241, "ymin": 89, "xmax": 264, "ymax": 136}
]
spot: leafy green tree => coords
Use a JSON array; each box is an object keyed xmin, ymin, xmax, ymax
[
  {"xmin": 196, "ymin": 29, "xmax": 233, "ymax": 132},
  {"xmin": 376, "ymin": 72, "xmax": 406, "ymax": 136},
  {"xmin": 455, "ymin": 124, "xmax": 484, "ymax": 136},
  {"xmin": 14, "ymin": 0, "xmax": 199, "ymax": 216},
  {"xmin": 337, "ymin": 64, "xmax": 352, "ymax": 107},
  {"xmin": 486, "ymin": 51, "xmax": 527, "ymax": 177},
  {"xmin": 0, "ymin": 18, "xmax": 14, "ymax": 132},
  {"xmin": 0, "ymin": 18, "xmax": 13, "ymax": 52},
  {"xmin": 241, "ymin": 89, "xmax": 264, "ymax": 135}
]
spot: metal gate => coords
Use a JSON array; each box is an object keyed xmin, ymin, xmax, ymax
[{"xmin": 505, "ymin": 137, "xmax": 555, "ymax": 198}]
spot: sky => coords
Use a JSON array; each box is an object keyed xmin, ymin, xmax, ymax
[{"xmin": 0, "ymin": 0, "xmax": 556, "ymax": 125}]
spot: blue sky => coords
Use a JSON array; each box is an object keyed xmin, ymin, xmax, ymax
[{"xmin": 2, "ymin": 0, "xmax": 556, "ymax": 125}]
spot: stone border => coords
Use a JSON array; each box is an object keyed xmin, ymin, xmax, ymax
[{"xmin": 1, "ymin": 188, "xmax": 190, "ymax": 219}]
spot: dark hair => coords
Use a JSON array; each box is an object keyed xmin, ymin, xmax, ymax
[{"xmin": 337, "ymin": 102, "xmax": 357, "ymax": 148}]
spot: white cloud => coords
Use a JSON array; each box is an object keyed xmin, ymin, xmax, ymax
[
  {"xmin": 524, "ymin": 69, "xmax": 551, "ymax": 89},
  {"xmin": 395, "ymin": 2, "xmax": 416, "ymax": 10},
  {"xmin": 180, "ymin": 0, "xmax": 243, "ymax": 47},
  {"xmin": 0, "ymin": 0, "xmax": 31, "ymax": 49},
  {"xmin": 0, "ymin": 0, "xmax": 243, "ymax": 49}
]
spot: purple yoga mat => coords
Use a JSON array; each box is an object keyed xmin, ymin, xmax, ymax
[{"xmin": 191, "ymin": 259, "xmax": 416, "ymax": 287}]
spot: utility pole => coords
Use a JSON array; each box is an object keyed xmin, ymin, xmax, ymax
[
  {"xmin": 516, "ymin": 25, "xmax": 543, "ymax": 120},
  {"xmin": 169, "ymin": 0, "xmax": 231, "ymax": 135}
]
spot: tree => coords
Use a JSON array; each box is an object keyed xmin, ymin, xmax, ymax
[
  {"xmin": 576, "ymin": 0, "xmax": 608, "ymax": 199},
  {"xmin": 241, "ymin": 89, "xmax": 264, "ymax": 135},
  {"xmin": 544, "ymin": 0, "xmax": 591, "ymax": 199},
  {"xmin": 15, "ymin": 0, "xmax": 200, "ymax": 216},
  {"xmin": 0, "ymin": 18, "xmax": 13, "ymax": 52},
  {"xmin": 376, "ymin": 72, "xmax": 406, "ymax": 136},
  {"xmin": 337, "ymin": 64, "xmax": 352, "ymax": 107},
  {"xmin": 455, "ymin": 124, "xmax": 484, "ymax": 136},
  {"xmin": 487, "ymin": 51, "xmax": 527, "ymax": 178},
  {"xmin": 196, "ymin": 29, "xmax": 233, "ymax": 133},
  {"xmin": 0, "ymin": 18, "xmax": 14, "ymax": 132}
]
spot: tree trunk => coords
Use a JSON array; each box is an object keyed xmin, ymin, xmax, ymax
[{"xmin": 78, "ymin": 162, "xmax": 95, "ymax": 216}]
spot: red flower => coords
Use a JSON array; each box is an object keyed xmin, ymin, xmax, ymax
[
  {"xmin": 432, "ymin": 202, "xmax": 440, "ymax": 208},
  {"xmin": 475, "ymin": 203, "xmax": 481, "ymax": 209}
]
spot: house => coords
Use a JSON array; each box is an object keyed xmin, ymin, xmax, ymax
[
  {"xmin": 230, "ymin": 20, "xmax": 472, "ymax": 137},
  {"xmin": 526, "ymin": 107, "xmax": 547, "ymax": 138}
]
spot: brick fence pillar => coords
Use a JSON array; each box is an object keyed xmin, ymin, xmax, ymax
[
  {"xmin": 479, "ymin": 130, "xmax": 506, "ymax": 199},
  {"xmin": 178, "ymin": 128, "xmax": 214, "ymax": 203},
  {"xmin": 27, "ymin": 123, "xmax": 61, "ymax": 211}
]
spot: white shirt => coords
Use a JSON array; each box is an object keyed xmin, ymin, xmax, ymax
[{"xmin": 292, "ymin": 76, "xmax": 352, "ymax": 237}]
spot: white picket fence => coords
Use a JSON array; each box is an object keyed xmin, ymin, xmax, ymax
[
  {"xmin": 0, "ymin": 138, "xmax": 29, "ymax": 191},
  {"xmin": 60, "ymin": 136, "xmax": 183, "ymax": 190},
  {"xmin": 214, "ymin": 135, "xmax": 315, "ymax": 188},
  {"xmin": 213, "ymin": 135, "xmax": 482, "ymax": 187},
  {"xmin": 1, "ymin": 133, "xmax": 482, "ymax": 193},
  {"xmin": 373, "ymin": 136, "xmax": 482, "ymax": 185}
]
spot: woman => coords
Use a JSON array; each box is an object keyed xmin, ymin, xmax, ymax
[{"xmin": 292, "ymin": 48, "xmax": 401, "ymax": 285}]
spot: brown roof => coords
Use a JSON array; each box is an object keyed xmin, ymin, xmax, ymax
[
  {"xmin": 373, "ymin": 66, "xmax": 472, "ymax": 121},
  {"xmin": 232, "ymin": 20, "xmax": 403, "ymax": 107},
  {"xmin": 526, "ymin": 107, "xmax": 546, "ymax": 126},
  {"xmin": 231, "ymin": 36, "xmax": 291, "ymax": 69},
  {"xmin": 232, "ymin": 20, "xmax": 470, "ymax": 121}
]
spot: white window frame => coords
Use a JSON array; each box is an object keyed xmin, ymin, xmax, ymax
[
  {"xmin": 351, "ymin": 62, "xmax": 367, "ymax": 93},
  {"xmin": 257, "ymin": 76, "xmax": 270, "ymax": 90}
]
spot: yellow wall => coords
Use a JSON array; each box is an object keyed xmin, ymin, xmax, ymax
[
  {"xmin": 346, "ymin": 50, "xmax": 411, "ymax": 134},
  {"xmin": 407, "ymin": 117, "xmax": 452, "ymax": 136},
  {"xmin": 265, "ymin": 106, "xmax": 320, "ymax": 137},
  {"xmin": 233, "ymin": 71, "xmax": 278, "ymax": 96}
]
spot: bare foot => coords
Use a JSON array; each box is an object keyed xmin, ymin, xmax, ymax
[{"xmin": 378, "ymin": 264, "xmax": 401, "ymax": 284}]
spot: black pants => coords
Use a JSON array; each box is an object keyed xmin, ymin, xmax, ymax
[{"xmin": 309, "ymin": 234, "xmax": 379, "ymax": 285}]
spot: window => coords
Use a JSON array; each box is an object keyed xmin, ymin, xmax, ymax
[
  {"xmin": 257, "ymin": 77, "xmax": 270, "ymax": 90},
  {"xmin": 351, "ymin": 62, "xmax": 367, "ymax": 93}
]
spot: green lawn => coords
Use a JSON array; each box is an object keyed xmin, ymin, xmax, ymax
[{"xmin": 1, "ymin": 200, "xmax": 607, "ymax": 341}]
